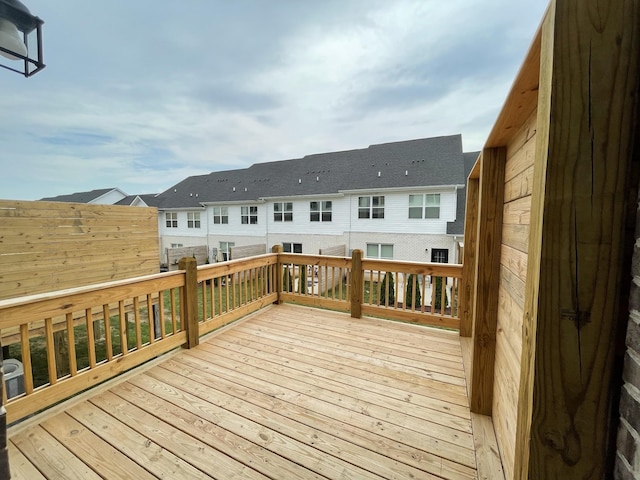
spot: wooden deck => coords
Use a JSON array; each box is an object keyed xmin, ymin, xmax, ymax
[{"xmin": 7, "ymin": 304, "xmax": 502, "ymax": 480}]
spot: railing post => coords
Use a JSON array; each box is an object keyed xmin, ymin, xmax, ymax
[
  {"xmin": 460, "ymin": 175, "xmax": 480, "ymax": 337},
  {"xmin": 351, "ymin": 249, "xmax": 363, "ymax": 318},
  {"xmin": 179, "ymin": 257, "xmax": 199, "ymax": 349},
  {"xmin": 271, "ymin": 245, "xmax": 283, "ymax": 304}
]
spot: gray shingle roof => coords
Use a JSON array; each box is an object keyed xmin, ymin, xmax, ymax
[
  {"xmin": 156, "ymin": 135, "xmax": 469, "ymax": 209},
  {"xmin": 40, "ymin": 188, "xmax": 119, "ymax": 203}
]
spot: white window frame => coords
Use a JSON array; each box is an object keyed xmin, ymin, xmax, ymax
[
  {"xmin": 358, "ymin": 195, "xmax": 385, "ymax": 219},
  {"xmin": 219, "ymin": 241, "xmax": 235, "ymax": 261},
  {"xmin": 187, "ymin": 212, "xmax": 201, "ymax": 228},
  {"xmin": 366, "ymin": 243, "xmax": 394, "ymax": 259},
  {"xmin": 213, "ymin": 206, "xmax": 229, "ymax": 224},
  {"xmin": 409, "ymin": 193, "xmax": 440, "ymax": 219},
  {"xmin": 165, "ymin": 212, "xmax": 178, "ymax": 228},
  {"xmin": 274, "ymin": 202, "xmax": 293, "ymax": 222},
  {"xmin": 310, "ymin": 201, "xmax": 332, "ymax": 222},
  {"xmin": 241, "ymin": 205, "xmax": 258, "ymax": 224}
]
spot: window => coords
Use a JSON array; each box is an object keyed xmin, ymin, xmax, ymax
[
  {"xmin": 213, "ymin": 207, "xmax": 228, "ymax": 224},
  {"xmin": 241, "ymin": 206, "xmax": 258, "ymax": 224},
  {"xmin": 366, "ymin": 243, "xmax": 394, "ymax": 259},
  {"xmin": 409, "ymin": 193, "xmax": 440, "ymax": 219},
  {"xmin": 283, "ymin": 242, "xmax": 302, "ymax": 253},
  {"xmin": 187, "ymin": 212, "xmax": 201, "ymax": 228},
  {"xmin": 425, "ymin": 194, "xmax": 440, "ymax": 218},
  {"xmin": 165, "ymin": 212, "xmax": 177, "ymax": 228},
  {"xmin": 431, "ymin": 248, "xmax": 449, "ymax": 263},
  {"xmin": 358, "ymin": 196, "xmax": 385, "ymax": 219},
  {"xmin": 310, "ymin": 201, "xmax": 332, "ymax": 222},
  {"xmin": 274, "ymin": 202, "xmax": 293, "ymax": 222},
  {"xmin": 170, "ymin": 243, "xmax": 183, "ymax": 248},
  {"xmin": 220, "ymin": 241, "xmax": 235, "ymax": 261}
]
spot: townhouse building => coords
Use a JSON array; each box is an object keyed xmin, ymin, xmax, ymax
[{"xmin": 155, "ymin": 134, "xmax": 477, "ymax": 265}]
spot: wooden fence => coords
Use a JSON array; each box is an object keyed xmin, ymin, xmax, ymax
[{"xmin": 0, "ymin": 200, "xmax": 159, "ymax": 301}]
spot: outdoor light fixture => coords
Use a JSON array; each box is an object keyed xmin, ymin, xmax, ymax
[{"xmin": 0, "ymin": 0, "xmax": 44, "ymax": 77}]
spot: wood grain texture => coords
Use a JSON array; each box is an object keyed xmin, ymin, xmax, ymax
[
  {"xmin": 502, "ymin": 224, "xmax": 530, "ymax": 254},
  {"xmin": 460, "ymin": 178, "xmax": 480, "ymax": 337},
  {"xmin": 470, "ymin": 148, "xmax": 506, "ymax": 415},
  {"xmin": 9, "ymin": 304, "xmax": 485, "ymax": 480},
  {"xmin": 516, "ymin": 0, "xmax": 640, "ymax": 478},
  {"xmin": 494, "ymin": 120, "xmax": 532, "ymax": 475},
  {"xmin": 460, "ymin": 337, "xmax": 505, "ymax": 480},
  {"xmin": 179, "ymin": 257, "xmax": 199, "ymax": 348},
  {"xmin": 0, "ymin": 200, "xmax": 159, "ymax": 301}
]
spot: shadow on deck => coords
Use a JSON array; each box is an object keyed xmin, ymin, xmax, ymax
[{"xmin": 8, "ymin": 304, "xmax": 502, "ymax": 480}]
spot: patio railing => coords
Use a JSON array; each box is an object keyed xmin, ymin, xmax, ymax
[{"xmin": 0, "ymin": 248, "xmax": 461, "ymax": 424}]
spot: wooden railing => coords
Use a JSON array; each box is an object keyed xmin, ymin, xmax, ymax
[
  {"xmin": 196, "ymin": 253, "xmax": 279, "ymax": 336},
  {"xmin": 0, "ymin": 271, "xmax": 188, "ymax": 423},
  {"xmin": 0, "ymin": 249, "xmax": 461, "ymax": 424},
  {"xmin": 276, "ymin": 248, "xmax": 462, "ymax": 329}
]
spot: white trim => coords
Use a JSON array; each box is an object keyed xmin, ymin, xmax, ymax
[
  {"xmin": 159, "ymin": 206, "xmax": 206, "ymax": 211},
  {"xmin": 200, "ymin": 199, "xmax": 267, "ymax": 206},
  {"xmin": 338, "ymin": 184, "xmax": 464, "ymax": 194},
  {"xmin": 257, "ymin": 192, "xmax": 346, "ymax": 201}
]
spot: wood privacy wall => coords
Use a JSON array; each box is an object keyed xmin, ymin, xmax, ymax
[
  {"xmin": 230, "ymin": 244, "xmax": 267, "ymax": 260},
  {"xmin": 0, "ymin": 200, "xmax": 159, "ymax": 301},
  {"xmin": 464, "ymin": 0, "xmax": 640, "ymax": 478},
  {"xmin": 493, "ymin": 112, "xmax": 537, "ymax": 480},
  {"xmin": 166, "ymin": 245, "xmax": 208, "ymax": 271}
]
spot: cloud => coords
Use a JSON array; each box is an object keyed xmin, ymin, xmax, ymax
[{"xmin": 0, "ymin": 0, "xmax": 548, "ymax": 200}]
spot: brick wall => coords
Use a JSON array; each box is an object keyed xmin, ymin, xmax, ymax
[{"xmin": 617, "ymin": 223, "xmax": 640, "ymax": 478}]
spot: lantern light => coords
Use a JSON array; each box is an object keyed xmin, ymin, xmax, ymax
[{"xmin": 0, "ymin": 0, "xmax": 44, "ymax": 77}]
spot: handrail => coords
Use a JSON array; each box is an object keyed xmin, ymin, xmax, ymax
[
  {"xmin": 196, "ymin": 254, "xmax": 279, "ymax": 336},
  {"xmin": 361, "ymin": 257, "xmax": 462, "ymax": 330},
  {"xmin": 1, "ymin": 249, "xmax": 462, "ymax": 424},
  {"xmin": 275, "ymin": 250, "xmax": 462, "ymax": 329}
]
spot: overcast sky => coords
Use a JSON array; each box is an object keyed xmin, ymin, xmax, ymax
[{"xmin": 0, "ymin": 1, "xmax": 547, "ymax": 201}]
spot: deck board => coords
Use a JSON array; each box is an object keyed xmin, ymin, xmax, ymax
[{"xmin": 9, "ymin": 304, "xmax": 490, "ymax": 480}]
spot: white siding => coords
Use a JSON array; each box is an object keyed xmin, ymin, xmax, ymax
[
  {"xmin": 204, "ymin": 204, "xmax": 265, "ymax": 237},
  {"xmin": 158, "ymin": 187, "xmax": 463, "ymax": 265},
  {"xmin": 158, "ymin": 210, "xmax": 206, "ymax": 238},
  {"xmin": 266, "ymin": 197, "xmax": 350, "ymax": 237},
  {"xmin": 266, "ymin": 233, "xmax": 346, "ymax": 255},
  {"xmin": 91, "ymin": 189, "xmax": 127, "ymax": 205},
  {"xmin": 348, "ymin": 189, "xmax": 457, "ymax": 234}
]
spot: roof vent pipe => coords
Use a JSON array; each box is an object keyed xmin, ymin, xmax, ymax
[
  {"xmin": 405, "ymin": 170, "xmax": 408, "ymax": 176},
  {"xmin": 233, "ymin": 187, "xmax": 236, "ymax": 192},
  {"xmin": 298, "ymin": 179, "xmax": 301, "ymax": 184},
  {"xmin": 378, "ymin": 171, "xmax": 381, "ymax": 177},
  {"xmin": 316, "ymin": 176, "xmax": 319, "ymax": 182}
]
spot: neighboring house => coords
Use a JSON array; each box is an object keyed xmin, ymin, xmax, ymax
[
  {"xmin": 446, "ymin": 151, "xmax": 479, "ymax": 260},
  {"xmin": 40, "ymin": 187, "xmax": 129, "ymax": 205},
  {"xmin": 41, "ymin": 189, "xmax": 160, "ymax": 207},
  {"xmin": 114, "ymin": 194, "xmax": 161, "ymax": 207},
  {"xmin": 155, "ymin": 134, "xmax": 478, "ymax": 265}
]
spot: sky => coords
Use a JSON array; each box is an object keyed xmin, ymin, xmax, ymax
[{"xmin": 0, "ymin": 0, "xmax": 548, "ymax": 201}]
